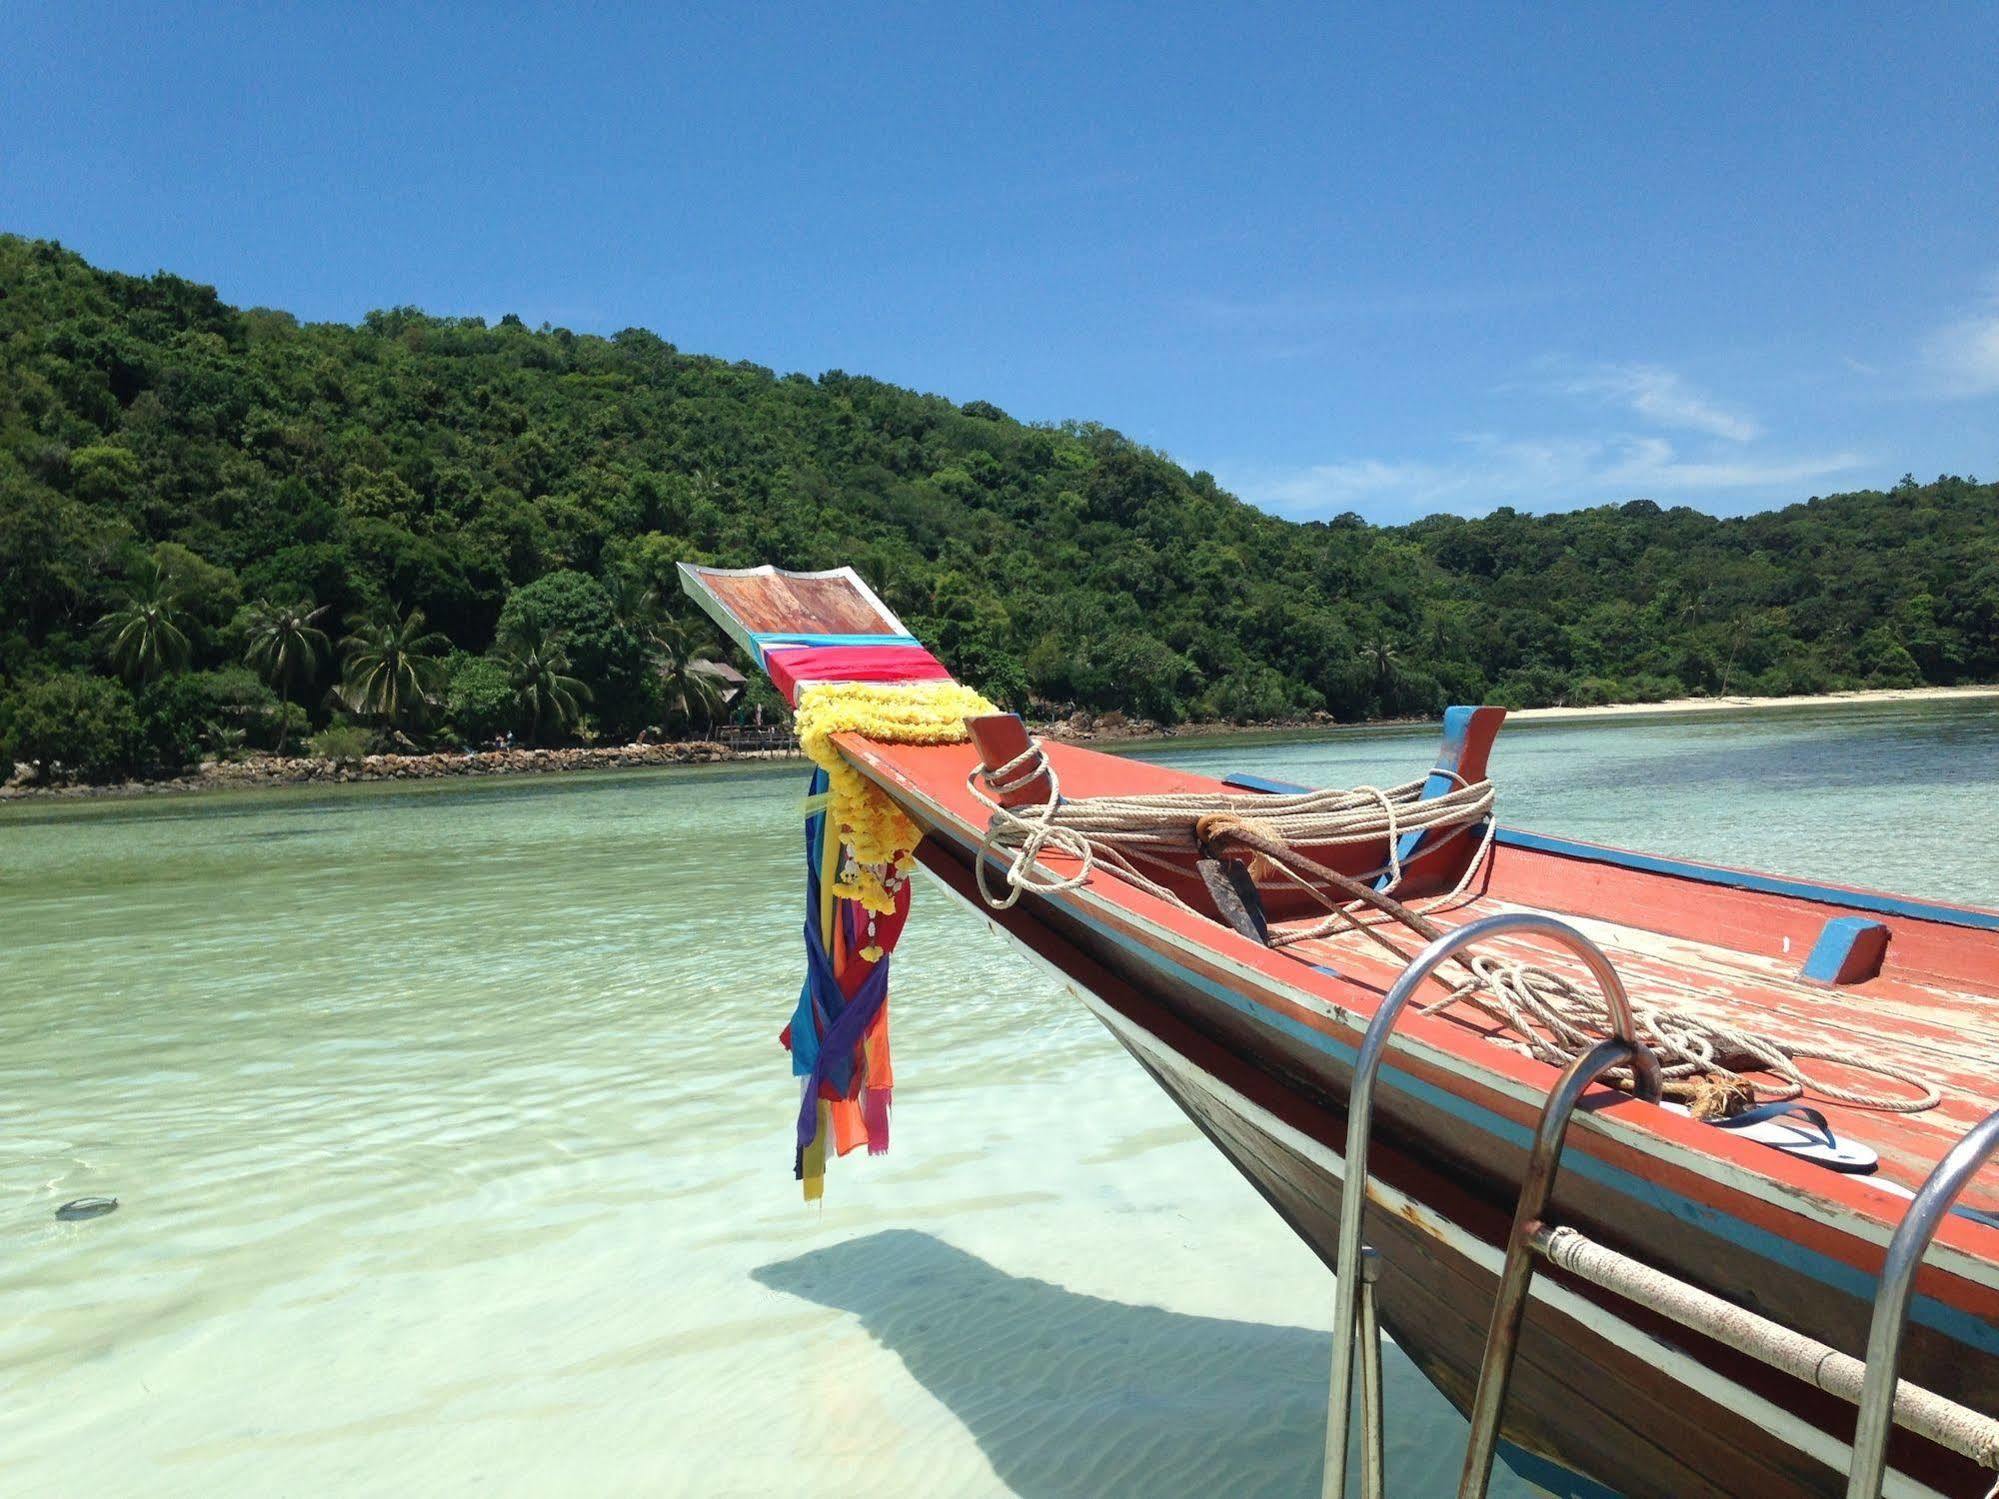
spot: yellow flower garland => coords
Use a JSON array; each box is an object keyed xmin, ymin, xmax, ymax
[{"xmin": 794, "ymin": 679, "xmax": 997, "ymax": 914}]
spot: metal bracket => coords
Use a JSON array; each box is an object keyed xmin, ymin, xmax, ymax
[{"xmin": 1457, "ymin": 1036, "xmax": 1646, "ymax": 1495}]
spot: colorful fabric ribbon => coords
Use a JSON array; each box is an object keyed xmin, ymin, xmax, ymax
[
  {"xmin": 765, "ymin": 642, "xmax": 953, "ymax": 705},
  {"xmin": 776, "ymin": 681, "xmax": 992, "ymax": 1200},
  {"xmin": 782, "ymin": 766, "xmax": 903, "ymax": 1198}
]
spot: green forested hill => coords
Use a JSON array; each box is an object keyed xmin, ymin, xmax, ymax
[{"xmin": 3, "ymin": 234, "xmax": 1996, "ymax": 780}]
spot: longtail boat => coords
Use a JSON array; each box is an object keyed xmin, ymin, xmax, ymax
[{"xmin": 682, "ymin": 562, "xmax": 1999, "ymax": 1499}]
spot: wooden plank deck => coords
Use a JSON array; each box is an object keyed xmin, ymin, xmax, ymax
[{"xmin": 1278, "ymin": 899, "xmax": 1999, "ymax": 1211}]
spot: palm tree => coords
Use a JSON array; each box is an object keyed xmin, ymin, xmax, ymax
[
  {"xmin": 649, "ymin": 616, "xmax": 724, "ymax": 736},
  {"xmin": 1357, "ymin": 634, "xmax": 1401, "ymax": 695},
  {"xmin": 603, "ymin": 569, "xmax": 659, "ymax": 636},
  {"xmin": 1420, "ymin": 608, "xmax": 1459, "ymax": 661},
  {"xmin": 496, "ymin": 618, "xmax": 591, "ymax": 744},
  {"xmin": 337, "ymin": 601, "xmax": 447, "ymax": 735},
  {"xmin": 241, "ymin": 598, "xmax": 330, "ymax": 753},
  {"xmin": 98, "ymin": 566, "xmax": 193, "ymax": 686}
]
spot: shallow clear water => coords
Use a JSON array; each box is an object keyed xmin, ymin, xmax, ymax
[{"xmin": 2, "ymin": 699, "xmax": 1994, "ymax": 1497}]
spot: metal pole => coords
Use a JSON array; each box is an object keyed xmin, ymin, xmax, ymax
[
  {"xmin": 1457, "ymin": 1037, "xmax": 1640, "ymax": 1499},
  {"xmin": 1321, "ymin": 913, "xmax": 1662, "ymax": 1497},
  {"xmin": 1321, "ymin": 1327, "xmax": 1355, "ymax": 1498},
  {"xmin": 1358, "ymin": 1247, "xmax": 1387, "ymax": 1499},
  {"xmin": 1845, "ymin": 1107, "xmax": 1999, "ymax": 1499}
]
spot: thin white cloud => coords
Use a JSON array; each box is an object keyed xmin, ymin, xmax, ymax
[
  {"xmin": 1558, "ymin": 363, "xmax": 1761, "ymax": 442},
  {"xmin": 1250, "ymin": 458, "xmax": 1452, "ymax": 516},
  {"xmin": 1218, "ymin": 346, "xmax": 1878, "ymax": 522},
  {"xmin": 1224, "ymin": 434, "xmax": 1865, "ymax": 523},
  {"xmin": 1924, "ymin": 282, "xmax": 1999, "ymax": 396}
]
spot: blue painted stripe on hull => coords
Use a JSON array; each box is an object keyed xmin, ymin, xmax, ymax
[
  {"xmin": 748, "ymin": 629, "xmax": 920, "ymax": 665},
  {"xmin": 967, "ymin": 838, "xmax": 1999, "ymax": 1357},
  {"xmin": 1223, "ymin": 771, "xmax": 1314, "ymax": 796}
]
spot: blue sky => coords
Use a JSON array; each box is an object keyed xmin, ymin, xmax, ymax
[{"xmin": 4, "ymin": 4, "xmax": 1996, "ymax": 522}]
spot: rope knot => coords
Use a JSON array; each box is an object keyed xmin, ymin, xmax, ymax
[
  {"xmin": 967, "ymin": 736, "xmax": 1097, "ymax": 910},
  {"xmin": 980, "ymin": 741, "xmax": 1050, "ymax": 800},
  {"xmin": 1194, "ymin": 812, "xmax": 1288, "ymax": 879}
]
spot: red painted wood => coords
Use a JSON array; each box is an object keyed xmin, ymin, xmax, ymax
[
  {"xmin": 966, "ymin": 712, "xmax": 1053, "ymax": 807},
  {"xmin": 837, "ymin": 731, "xmax": 1999, "ymax": 1240},
  {"xmin": 765, "ymin": 642, "xmax": 951, "ymax": 704},
  {"xmin": 1488, "ymin": 837, "xmax": 1998, "ymax": 997}
]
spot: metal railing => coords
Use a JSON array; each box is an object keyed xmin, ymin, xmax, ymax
[
  {"xmin": 1321, "ymin": 912, "xmax": 1663, "ymax": 1498},
  {"xmin": 1845, "ymin": 1107, "xmax": 1999, "ymax": 1497},
  {"xmin": 1318, "ymin": 913, "xmax": 1999, "ymax": 1497},
  {"xmin": 1455, "ymin": 1035, "xmax": 1658, "ymax": 1495}
]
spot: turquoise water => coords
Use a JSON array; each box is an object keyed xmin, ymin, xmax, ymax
[{"xmin": 2, "ymin": 699, "xmax": 1994, "ymax": 1496}]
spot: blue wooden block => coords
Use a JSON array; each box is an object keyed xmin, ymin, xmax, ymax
[
  {"xmin": 1223, "ymin": 771, "xmax": 1313, "ymax": 796},
  {"xmin": 1801, "ymin": 916, "xmax": 1890, "ymax": 985}
]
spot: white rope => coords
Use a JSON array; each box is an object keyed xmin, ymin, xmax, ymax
[
  {"xmin": 970, "ymin": 743, "xmax": 1099, "ymax": 909},
  {"xmin": 969, "ymin": 742, "xmax": 1497, "ymax": 910},
  {"xmin": 1414, "ymin": 952, "xmax": 1940, "ymax": 1112},
  {"xmin": 1539, "ymin": 1226, "xmax": 1999, "ymax": 1470},
  {"xmin": 968, "ymin": 735, "xmax": 1941, "ymax": 1116}
]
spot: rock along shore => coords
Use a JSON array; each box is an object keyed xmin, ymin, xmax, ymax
[{"xmin": 1, "ymin": 740, "xmax": 759, "ymax": 802}]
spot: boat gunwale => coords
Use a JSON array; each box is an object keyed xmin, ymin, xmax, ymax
[
  {"xmin": 836, "ymin": 731, "xmax": 1999, "ymax": 1296},
  {"xmin": 1491, "ymin": 825, "xmax": 1999, "ymax": 934}
]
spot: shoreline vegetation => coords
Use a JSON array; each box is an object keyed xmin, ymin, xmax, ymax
[
  {"xmin": 9, "ymin": 684, "xmax": 1992, "ymax": 805},
  {"xmin": 0, "ymin": 738, "xmax": 746, "ymax": 802},
  {"xmin": 6, "ymin": 237, "xmax": 1999, "ymax": 798}
]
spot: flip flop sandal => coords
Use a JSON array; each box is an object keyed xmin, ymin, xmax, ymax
[{"xmin": 1666, "ymin": 1100, "xmax": 1879, "ymax": 1173}]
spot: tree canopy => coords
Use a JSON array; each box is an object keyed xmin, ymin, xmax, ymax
[{"xmin": 2, "ymin": 233, "xmax": 1995, "ymax": 782}]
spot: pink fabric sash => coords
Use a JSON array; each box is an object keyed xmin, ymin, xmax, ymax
[{"xmin": 767, "ymin": 643, "xmax": 953, "ymax": 704}]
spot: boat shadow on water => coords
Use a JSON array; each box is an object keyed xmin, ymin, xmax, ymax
[{"xmin": 752, "ymin": 1229, "xmax": 1555, "ymax": 1498}]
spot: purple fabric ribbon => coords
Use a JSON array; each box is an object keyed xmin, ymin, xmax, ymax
[{"xmin": 794, "ymin": 917, "xmax": 891, "ymax": 1159}]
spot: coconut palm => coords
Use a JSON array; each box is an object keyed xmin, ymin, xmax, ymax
[
  {"xmin": 337, "ymin": 601, "xmax": 447, "ymax": 734},
  {"xmin": 603, "ymin": 568, "xmax": 659, "ymax": 636},
  {"xmin": 495, "ymin": 618, "xmax": 591, "ymax": 744},
  {"xmin": 241, "ymin": 598, "xmax": 330, "ymax": 752},
  {"xmin": 1357, "ymin": 634, "xmax": 1401, "ymax": 694},
  {"xmin": 649, "ymin": 616, "xmax": 724, "ymax": 736},
  {"xmin": 98, "ymin": 566, "xmax": 194, "ymax": 686}
]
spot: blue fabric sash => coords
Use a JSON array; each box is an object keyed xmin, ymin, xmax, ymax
[{"xmin": 794, "ymin": 917, "xmax": 891, "ymax": 1153}]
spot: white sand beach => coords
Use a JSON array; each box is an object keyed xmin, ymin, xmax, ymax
[{"xmin": 1508, "ymin": 684, "xmax": 1999, "ymax": 724}]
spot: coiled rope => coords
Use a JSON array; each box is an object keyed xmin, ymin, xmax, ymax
[
  {"xmin": 969, "ymin": 742, "xmax": 1496, "ymax": 910},
  {"xmin": 970, "ymin": 738, "xmax": 1939, "ymax": 1116}
]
